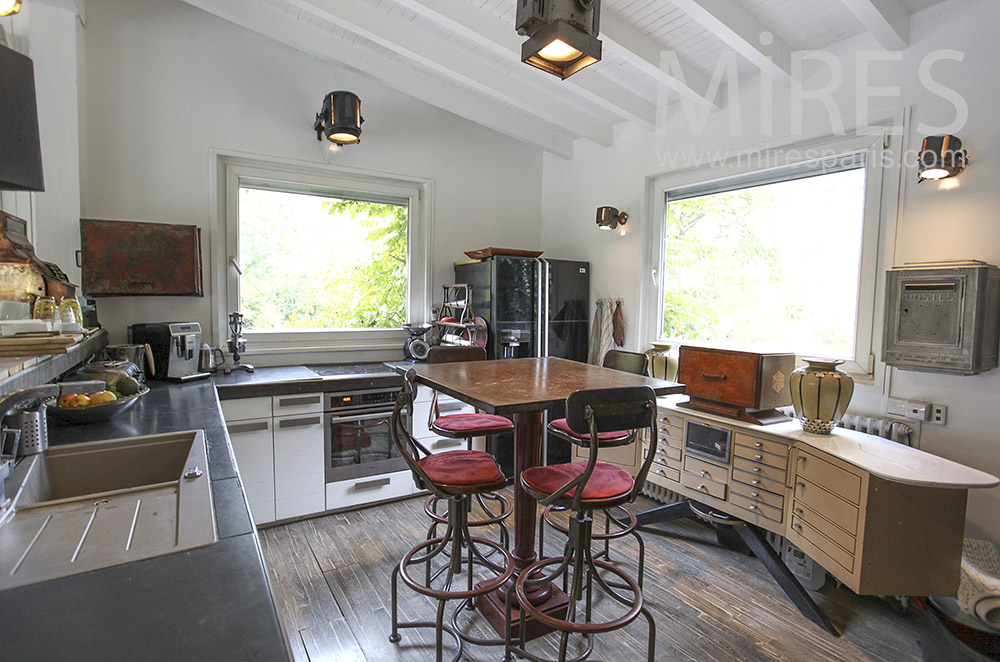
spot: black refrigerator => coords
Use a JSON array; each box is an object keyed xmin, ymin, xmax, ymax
[{"xmin": 454, "ymin": 256, "xmax": 590, "ymax": 470}]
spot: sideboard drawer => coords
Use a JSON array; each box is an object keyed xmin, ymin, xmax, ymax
[
  {"xmin": 795, "ymin": 449, "xmax": 863, "ymax": 505},
  {"xmin": 793, "ymin": 477, "xmax": 860, "ymax": 535},
  {"xmin": 733, "ymin": 443, "xmax": 787, "ymax": 471},
  {"xmin": 732, "ymin": 456, "xmax": 787, "ymax": 486},
  {"xmin": 683, "ymin": 455, "xmax": 728, "ymax": 485},
  {"xmin": 681, "ymin": 470, "xmax": 727, "ymax": 500}
]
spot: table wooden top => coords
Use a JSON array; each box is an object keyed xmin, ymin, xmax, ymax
[{"xmin": 410, "ymin": 356, "xmax": 685, "ymax": 415}]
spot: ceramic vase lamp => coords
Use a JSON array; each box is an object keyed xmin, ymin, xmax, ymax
[{"xmin": 789, "ymin": 358, "xmax": 854, "ymax": 434}]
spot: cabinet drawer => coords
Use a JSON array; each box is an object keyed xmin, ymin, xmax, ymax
[
  {"xmin": 275, "ymin": 472, "xmax": 326, "ymax": 501},
  {"xmin": 733, "ymin": 443, "xmax": 787, "ymax": 471},
  {"xmin": 649, "ymin": 444, "xmax": 681, "ymax": 463},
  {"xmin": 795, "ymin": 449, "xmax": 862, "ymax": 505},
  {"xmin": 729, "ymin": 491, "xmax": 783, "ymax": 523},
  {"xmin": 413, "ymin": 398, "xmax": 475, "ymax": 436},
  {"xmin": 683, "ymin": 455, "xmax": 728, "ymax": 484},
  {"xmin": 730, "ymin": 480, "xmax": 784, "ymax": 510},
  {"xmin": 655, "ymin": 411, "xmax": 687, "ymax": 430},
  {"xmin": 325, "ymin": 470, "xmax": 415, "ymax": 510},
  {"xmin": 247, "ymin": 499, "xmax": 275, "ymax": 526},
  {"xmin": 793, "ymin": 477, "xmax": 859, "ymax": 535},
  {"xmin": 272, "ymin": 393, "xmax": 324, "ymax": 416},
  {"xmin": 648, "ymin": 465, "xmax": 681, "ymax": 485},
  {"xmin": 652, "ymin": 453, "xmax": 681, "ymax": 471},
  {"xmin": 790, "ymin": 513, "xmax": 855, "ymax": 573},
  {"xmin": 732, "ymin": 456, "xmax": 787, "ymax": 486},
  {"xmin": 731, "ymin": 466, "xmax": 785, "ymax": 495},
  {"xmin": 221, "ymin": 396, "xmax": 272, "ymax": 422},
  {"xmin": 426, "ymin": 437, "xmax": 486, "ymax": 454},
  {"xmin": 734, "ymin": 433, "xmax": 789, "ymax": 459},
  {"xmin": 656, "ymin": 428, "xmax": 682, "ymax": 449},
  {"xmin": 275, "ymin": 493, "xmax": 326, "ymax": 521},
  {"xmin": 681, "ymin": 470, "xmax": 727, "ymax": 500},
  {"xmin": 574, "ymin": 442, "xmax": 640, "ymax": 471},
  {"xmin": 791, "ymin": 502, "xmax": 857, "ymax": 556}
]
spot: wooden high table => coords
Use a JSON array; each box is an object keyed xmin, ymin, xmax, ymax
[{"xmin": 408, "ymin": 356, "xmax": 684, "ymax": 638}]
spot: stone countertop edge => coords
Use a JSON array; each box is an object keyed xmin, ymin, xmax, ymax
[
  {"xmin": 1, "ymin": 377, "xmax": 292, "ymax": 662},
  {"xmin": 214, "ymin": 363, "xmax": 402, "ymax": 399}
]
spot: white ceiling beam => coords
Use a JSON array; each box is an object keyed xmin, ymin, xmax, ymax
[
  {"xmin": 599, "ymin": 10, "xmax": 723, "ymax": 110},
  {"xmin": 669, "ymin": 0, "xmax": 795, "ymax": 84},
  {"xmin": 391, "ymin": 0, "xmax": 657, "ymax": 130},
  {"xmin": 178, "ymin": 0, "xmax": 576, "ymax": 158},
  {"xmin": 285, "ymin": 0, "xmax": 615, "ymax": 147},
  {"xmin": 839, "ymin": 0, "xmax": 910, "ymax": 50}
]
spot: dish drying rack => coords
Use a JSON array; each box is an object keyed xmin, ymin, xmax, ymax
[{"xmin": 436, "ymin": 284, "xmax": 486, "ymax": 347}]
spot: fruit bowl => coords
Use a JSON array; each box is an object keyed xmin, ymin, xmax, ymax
[{"xmin": 47, "ymin": 386, "xmax": 149, "ymax": 424}]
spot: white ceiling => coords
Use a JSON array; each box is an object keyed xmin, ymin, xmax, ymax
[{"xmin": 178, "ymin": 0, "xmax": 946, "ymax": 158}]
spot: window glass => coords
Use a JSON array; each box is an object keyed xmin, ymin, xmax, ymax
[
  {"xmin": 237, "ymin": 185, "xmax": 408, "ymax": 331},
  {"xmin": 661, "ymin": 167, "xmax": 866, "ymax": 359}
]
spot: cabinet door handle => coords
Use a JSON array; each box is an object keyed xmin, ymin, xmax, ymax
[
  {"xmin": 278, "ymin": 416, "xmax": 322, "ymax": 429},
  {"xmin": 277, "ymin": 395, "xmax": 322, "ymax": 408},
  {"xmin": 227, "ymin": 421, "xmax": 269, "ymax": 434},
  {"xmin": 354, "ymin": 477, "xmax": 391, "ymax": 491},
  {"xmin": 701, "ymin": 372, "xmax": 727, "ymax": 381}
]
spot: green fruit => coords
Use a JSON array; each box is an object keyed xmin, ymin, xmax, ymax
[{"xmin": 116, "ymin": 376, "xmax": 141, "ymax": 397}]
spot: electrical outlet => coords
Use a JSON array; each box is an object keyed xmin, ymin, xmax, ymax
[
  {"xmin": 930, "ymin": 405, "xmax": 948, "ymax": 425},
  {"xmin": 904, "ymin": 401, "xmax": 930, "ymax": 421},
  {"xmin": 886, "ymin": 397, "xmax": 908, "ymax": 417}
]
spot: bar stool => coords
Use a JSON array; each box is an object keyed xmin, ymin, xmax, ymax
[
  {"xmin": 422, "ymin": 345, "xmax": 514, "ymax": 546},
  {"xmin": 505, "ymin": 386, "xmax": 658, "ymax": 662},
  {"xmin": 390, "ymin": 370, "xmax": 514, "ymax": 662},
  {"xmin": 540, "ymin": 350, "xmax": 650, "ymax": 586}
]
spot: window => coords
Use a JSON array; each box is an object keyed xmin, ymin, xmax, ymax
[
  {"xmin": 644, "ymin": 130, "xmax": 900, "ymax": 376},
  {"xmin": 218, "ymin": 155, "xmax": 430, "ymax": 356}
]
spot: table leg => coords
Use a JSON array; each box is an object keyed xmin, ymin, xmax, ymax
[{"xmin": 475, "ymin": 411, "xmax": 569, "ymax": 640}]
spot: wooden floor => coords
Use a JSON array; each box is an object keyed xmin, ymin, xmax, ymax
[{"xmin": 260, "ymin": 490, "xmax": 933, "ymax": 662}]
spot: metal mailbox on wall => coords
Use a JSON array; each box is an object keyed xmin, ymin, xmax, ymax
[
  {"xmin": 78, "ymin": 218, "xmax": 203, "ymax": 297},
  {"xmin": 883, "ymin": 260, "xmax": 1000, "ymax": 375}
]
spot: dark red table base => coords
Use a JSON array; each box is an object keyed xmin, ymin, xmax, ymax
[{"xmin": 474, "ymin": 583, "xmax": 570, "ymax": 642}]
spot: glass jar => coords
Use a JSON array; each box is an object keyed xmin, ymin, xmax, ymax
[
  {"xmin": 32, "ymin": 296, "xmax": 57, "ymax": 321},
  {"xmin": 59, "ymin": 296, "xmax": 84, "ymax": 325}
]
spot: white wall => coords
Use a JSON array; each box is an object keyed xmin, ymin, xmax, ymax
[
  {"xmin": 57, "ymin": 0, "xmax": 543, "ymax": 353},
  {"xmin": 541, "ymin": 0, "xmax": 1000, "ymax": 542}
]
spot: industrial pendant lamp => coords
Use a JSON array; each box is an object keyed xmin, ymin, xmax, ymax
[
  {"xmin": 313, "ymin": 91, "xmax": 363, "ymax": 145},
  {"xmin": 917, "ymin": 135, "xmax": 967, "ymax": 182},
  {"xmin": 0, "ymin": 43, "xmax": 45, "ymax": 192},
  {"xmin": 516, "ymin": 0, "xmax": 602, "ymax": 80},
  {"xmin": 0, "ymin": 0, "xmax": 22, "ymax": 17}
]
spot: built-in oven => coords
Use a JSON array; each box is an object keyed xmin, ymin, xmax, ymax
[
  {"xmin": 683, "ymin": 419, "xmax": 732, "ymax": 463},
  {"xmin": 324, "ymin": 388, "xmax": 406, "ymax": 483}
]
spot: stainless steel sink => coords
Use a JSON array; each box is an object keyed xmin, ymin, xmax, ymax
[{"xmin": 0, "ymin": 430, "xmax": 216, "ymax": 590}]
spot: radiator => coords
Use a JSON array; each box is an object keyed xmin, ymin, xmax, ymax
[{"xmin": 838, "ymin": 413, "xmax": 914, "ymax": 446}]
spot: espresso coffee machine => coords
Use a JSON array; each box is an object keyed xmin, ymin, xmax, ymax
[{"xmin": 129, "ymin": 322, "xmax": 209, "ymax": 381}]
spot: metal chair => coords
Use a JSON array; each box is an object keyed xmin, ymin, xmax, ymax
[
  {"xmin": 505, "ymin": 386, "xmax": 658, "ymax": 662},
  {"xmin": 540, "ymin": 350, "xmax": 651, "ymax": 586},
  {"xmin": 389, "ymin": 370, "xmax": 514, "ymax": 662},
  {"xmin": 422, "ymin": 345, "xmax": 514, "ymax": 547}
]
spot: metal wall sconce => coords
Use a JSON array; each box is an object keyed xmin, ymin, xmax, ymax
[
  {"xmin": 918, "ymin": 135, "xmax": 967, "ymax": 182},
  {"xmin": 0, "ymin": 0, "xmax": 22, "ymax": 17},
  {"xmin": 596, "ymin": 206, "xmax": 627, "ymax": 231},
  {"xmin": 314, "ymin": 91, "xmax": 363, "ymax": 145},
  {"xmin": 0, "ymin": 43, "xmax": 44, "ymax": 192},
  {"xmin": 515, "ymin": 0, "xmax": 602, "ymax": 80}
]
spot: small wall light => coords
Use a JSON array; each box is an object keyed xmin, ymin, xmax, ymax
[
  {"xmin": 918, "ymin": 135, "xmax": 967, "ymax": 182},
  {"xmin": 0, "ymin": 0, "xmax": 22, "ymax": 17},
  {"xmin": 516, "ymin": 0, "xmax": 602, "ymax": 80},
  {"xmin": 596, "ymin": 206, "xmax": 627, "ymax": 231},
  {"xmin": 314, "ymin": 91, "xmax": 363, "ymax": 145}
]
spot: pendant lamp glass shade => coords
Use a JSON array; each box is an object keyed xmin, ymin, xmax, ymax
[
  {"xmin": 918, "ymin": 135, "xmax": 967, "ymax": 181},
  {"xmin": 314, "ymin": 91, "xmax": 363, "ymax": 145},
  {"xmin": 0, "ymin": 44, "xmax": 45, "ymax": 192},
  {"xmin": 521, "ymin": 19, "xmax": 601, "ymax": 79}
]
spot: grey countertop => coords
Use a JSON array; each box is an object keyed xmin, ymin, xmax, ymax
[{"xmin": 1, "ymin": 362, "xmax": 399, "ymax": 661}]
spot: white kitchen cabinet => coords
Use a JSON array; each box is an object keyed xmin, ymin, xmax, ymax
[
  {"xmin": 273, "ymin": 410, "xmax": 325, "ymax": 520},
  {"xmin": 222, "ymin": 396, "xmax": 276, "ymax": 526},
  {"xmin": 411, "ymin": 385, "xmax": 484, "ymax": 458}
]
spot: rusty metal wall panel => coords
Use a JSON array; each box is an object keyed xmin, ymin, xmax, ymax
[{"xmin": 79, "ymin": 219, "xmax": 203, "ymax": 297}]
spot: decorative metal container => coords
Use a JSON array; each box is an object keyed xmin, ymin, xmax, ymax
[{"xmin": 789, "ymin": 358, "xmax": 854, "ymax": 434}]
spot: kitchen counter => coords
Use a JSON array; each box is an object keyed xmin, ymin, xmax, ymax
[{"xmin": 1, "ymin": 361, "xmax": 403, "ymax": 661}]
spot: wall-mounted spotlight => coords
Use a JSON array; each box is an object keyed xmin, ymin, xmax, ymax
[
  {"xmin": 918, "ymin": 135, "xmax": 967, "ymax": 182},
  {"xmin": 515, "ymin": 0, "xmax": 602, "ymax": 80},
  {"xmin": 314, "ymin": 91, "xmax": 363, "ymax": 145},
  {"xmin": 596, "ymin": 206, "xmax": 627, "ymax": 231},
  {"xmin": 0, "ymin": 0, "xmax": 22, "ymax": 17}
]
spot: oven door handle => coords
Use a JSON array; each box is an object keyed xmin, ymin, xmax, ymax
[{"xmin": 328, "ymin": 412, "xmax": 393, "ymax": 423}]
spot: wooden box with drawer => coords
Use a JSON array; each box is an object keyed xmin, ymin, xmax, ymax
[{"xmin": 677, "ymin": 346, "xmax": 794, "ymax": 425}]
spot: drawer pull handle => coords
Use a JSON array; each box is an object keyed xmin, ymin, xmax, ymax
[
  {"xmin": 792, "ymin": 523, "xmax": 803, "ymax": 532},
  {"xmin": 701, "ymin": 372, "xmax": 726, "ymax": 381},
  {"xmin": 700, "ymin": 470, "xmax": 709, "ymax": 478},
  {"xmin": 354, "ymin": 477, "xmax": 391, "ymax": 491},
  {"xmin": 433, "ymin": 439, "xmax": 464, "ymax": 449},
  {"xmin": 748, "ymin": 504, "xmax": 757, "ymax": 511},
  {"xmin": 752, "ymin": 466, "xmax": 761, "ymax": 473},
  {"xmin": 751, "ymin": 479, "xmax": 761, "ymax": 485},
  {"xmin": 754, "ymin": 454, "xmax": 763, "ymax": 461},
  {"xmin": 793, "ymin": 508, "xmax": 804, "ymax": 515},
  {"xmin": 278, "ymin": 395, "xmax": 322, "ymax": 408},
  {"xmin": 278, "ymin": 416, "xmax": 322, "ymax": 429},
  {"xmin": 750, "ymin": 491, "xmax": 759, "ymax": 498},
  {"xmin": 754, "ymin": 441, "xmax": 763, "ymax": 448},
  {"xmin": 227, "ymin": 420, "xmax": 269, "ymax": 434}
]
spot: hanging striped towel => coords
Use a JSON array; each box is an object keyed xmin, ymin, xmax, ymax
[{"xmin": 588, "ymin": 298, "xmax": 616, "ymax": 365}]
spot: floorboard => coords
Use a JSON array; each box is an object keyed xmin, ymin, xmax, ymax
[{"xmin": 260, "ymin": 491, "xmax": 933, "ymax": 662}]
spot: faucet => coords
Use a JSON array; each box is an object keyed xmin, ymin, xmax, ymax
[{"xmin": 0, "ymin": 384, "xmax": 59, "ymax": 460}]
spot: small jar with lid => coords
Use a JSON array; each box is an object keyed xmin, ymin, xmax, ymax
[
  {"xmin": 32, "ymin": 296, "xmax": 57, "ymax": 321},
  {"xmin": 59, "ymin": 296, "xmax": 84, "ymax": 325}
]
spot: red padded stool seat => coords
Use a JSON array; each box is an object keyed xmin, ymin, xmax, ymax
[
  {"xmin": 417, "ymin": 450, "xmax": 506, "ymax": 487},
  {"xmin": 522, "ymin": 461, "xmax": 634, "ymax": 503},
  {"xmin": 432, "ymin": 413, "xmax": 513, "ymax": 436},
  {"xmin": 547, "ymin": 417, "xmax": 631, "ymax": 444}
]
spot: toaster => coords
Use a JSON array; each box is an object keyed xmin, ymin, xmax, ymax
[{"xmin": 128, "ymin": 322, "xmax": 208, "ymax": 381}]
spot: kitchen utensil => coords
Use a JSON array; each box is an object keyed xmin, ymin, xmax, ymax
[
  {"xmin": 105, "ymin": 343, "xmax": 155, "ymax": 383},
  {"xmin": 71, "ymin": 359, "xmax": 141, "ymax": 390},
  {"xmin": 10, "ymin": 405, "xmax": 48, "ymax": 455},
  {"xmin": 199, "ymin": 344, "xmax": 225, "ymax": 372},
  {"xmin": 47, "ymin": 386, "xmax": 149, "ymax": 424}
]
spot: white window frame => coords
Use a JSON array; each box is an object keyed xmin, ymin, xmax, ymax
[
  {"xmin": 640, "ymin": 120, "xmax": 906, "ymax": 380},
  {"xmin": 212, "ymin": 152, "xmax": 432, "ymax": 360}
]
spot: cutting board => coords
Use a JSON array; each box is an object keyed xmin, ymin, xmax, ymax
[{"xmin": 0, "ymin": 334, "xmax": 84, "ymax": 356}]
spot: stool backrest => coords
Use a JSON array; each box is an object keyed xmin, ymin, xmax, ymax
[
  {"xmin": 427, "ymin": 345, "xmax": 486, "ymax": 364},
  {"xmin": 602, "ymin": 349, "xmax": 649, "ymax": 376}
]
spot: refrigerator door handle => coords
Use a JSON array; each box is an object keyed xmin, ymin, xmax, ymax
[{"xmin": 536, "ymin": 257, "xmax": 548, "ymax": 357}]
